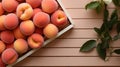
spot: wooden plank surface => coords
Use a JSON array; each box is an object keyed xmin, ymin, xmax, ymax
[
  {"xmin": 15, "ymin": 57, "xmax": 120, "ymax": 66},
  {"xmin": 14, "ymin": 0, "xmax": 120, "ymax": 67}
]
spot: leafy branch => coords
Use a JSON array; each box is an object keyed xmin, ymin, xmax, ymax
[{"xmin": 80, "ymin": 0, "xmax": 120, "ymax": 61}]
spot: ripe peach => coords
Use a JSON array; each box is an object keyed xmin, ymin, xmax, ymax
[
  {"xmin": 14, "ymin": 39, "xmax": 28, "ymax": 54},
  {"xmin": 51, "ymin": 10, "xmax": 68, "ymax": 27},
  {"xmin": 35, "ymin": 27, "xmax": 43, "ymax": 35},
  {"xmin": 0, "ymin": 3, "xmax": 4, "ymax": 16},
  {"xmin": 0, "ymin": 58, "xmax": 5, "ymax": 67},
  {"xmin": 1, "ymin": 48, "xmax": 18, "ymax": 64},
  {"xmin": 16, "ymin": 0, "xmax": 25, "ymax": 2},
  {"xmin": 2, "ymin": 0, "xmax": 18, "ymax": 12},
  {"xmin": 0, "ymin": 41, "xmax": 6, "ymax": 54},
  {"xmin": 4, "ymin": 13, "xmax": 19, "ymax": 30},
  {"xmin": 33, "ymin": 12, "xmax": 50, "ymax": 28},
  {"xmin": 42, "ymin": 0, "xmax": 58, "ymax": 14},
  {"xmin": 1, "ymin": 31, "xmax": 14, "ymax": 44},
  {"xmin": 20, "ymin": 20, "xmax": 35, "ymax": 36},
  {"xmin": 28, "ymin": 33, "xmax": 44, "ymax": 48},
  {"xmin": 6, "ymin": 43, "xmax": 14, "ymax": 49},
  {"xmin": 16, "ymin": 3, "xmax": 33, "ymax": 20},
  {"xmin": 13, "ymin": 27, "xmax": 26, "ymax": 39},
  {"xmin": 0, "ymin": 15, "xmax": 6, "ymax": 31},
  {"xmin": 43, "ymin": 24, "xmax": 59, "ymax": 38},
  {"xmin": 26, "ymin": 0, "xmax": 42, "ymax": 8},
  {"xmin": 59, "ymin": 20, "xmax": 69, "ymax": 30},
  {"xmin": 32, "ymin": 8, "xmax": 42, "ymax": 18}
]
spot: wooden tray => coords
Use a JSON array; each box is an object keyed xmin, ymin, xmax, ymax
[{"xmin": 7, "ymin": 0, "xmax": 74, "ymax": 67}]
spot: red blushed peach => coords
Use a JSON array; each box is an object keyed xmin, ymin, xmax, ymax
[
  {"xmin": 43, "ymin": 24, "xmax": 59, "ymax": 38},
  {"xmin": 20, "ymin": 20, "xmax": 35, "ymax": 36},
  {"xmin": 33, "ymin": 12, "xmax": 50, "ymax": 28},
  {"xmin": 13, "ymin": 27, "xmax": 26, "ymax": 39},
  {"xmin": 0, "ymin": 3, "xmax": 4, "ymax": 16},
  {"xmin": 26, "ymin": 0, "xmax": 42, "ymax": 8},
  {"xmin": 16, "ymin": 0, "xmax": 25, "ymax": 2},
  {"xmin": 32, "ymin": 8, "xmax": 42, "ymax": 18},
  {"xmin": 6, "ymin": 43, "xmax": 14, "ymax": 49},
  {"xmin": 4, "ymin": 13, "xmax": 19, "ymax": 30},
  {"xmin": 14, "ymin": 39, "xmax": 28, "ymax": 54},
  {"xmin": 0, "ymin": 58, "xmax": 5, "ymax": 67},
  {"xmin": 42, "ymin": 0, "xmax": 58, "ymax": 14},
  {"xmin": 28, "ymin": 33, "xmax": 44, "ymax": 48},
  {"xmin": 51, "ymin": 10, "xmax": 68, "ymax": 28},
  {"xmin": 1, "ymin": 31, "xmax": 14, "ymax": 44},
  {"xmin": 1, "ymin": 48, "xmax": 18, "ymax": 64},
  {"xmin": 0, "ymin": 15, "xmax": 6, "ymax": 31},
  {"xmin": 59, "ymin": 20, "xmax": 69, "ymax": 30},
  {"xmin": 16, "ymin": 3, "xmax": 33, "ymax": 20},
  {"xmin": 35, "ymin": 27, "xmax": 43, "ymax": 35},
  {"xmin": 2, "ymin": 0, "xmax": 18, "ymax": 12},
  {"xmin": 0, "ymin": 41, "xmax": 6, "ymax": 54}
]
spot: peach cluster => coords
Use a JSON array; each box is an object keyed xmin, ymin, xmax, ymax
[{"xmin": 0, "ymin": 0, "xmax": 69, "ymax": 66}]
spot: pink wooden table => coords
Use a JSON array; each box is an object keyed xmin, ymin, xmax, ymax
[{"xmin": 14, "ymin": 0, "xmax": 120, "ymax": 66}]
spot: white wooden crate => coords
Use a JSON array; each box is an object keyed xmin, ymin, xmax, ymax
[{"xmin": 7, "ymin": 0, "xmax": 74, "ymax": 67}]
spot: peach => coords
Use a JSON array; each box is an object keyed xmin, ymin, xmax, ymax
[
  {"xmin": 43, "ymin": 24, "xmax": 59, "ymax": 38},
  {"xmin": 16, "ymin": 3, "xmax": 33, "ymax": 20},
  {"xmin": 6, "ymin": 43, "xmax": 14, "ymax": 49},
  {"xmin": 14, "ymin": 39, "xmax": 28, "ymax": 54},
  {"xmin": 0, "ymin": 3, "xmax": 4, "ymax": 16},
  {"xmin": 35, "ymin": 27, "xmax": 43, "ymax": 35},
  {"xmin": 1, "ymin": 48, "xmax": 18, "ymax": 64},
  {"xmin": 59, "ymin": 20, "xmax": 69, "ymax": 30},
  {"xmin": 41, "ymin": 0, "xmax": 58, "ymax": 14},
  {"xmin": 1, "ymin": 31, "xmax": 14, "ymax": 44},
  {"xmin": 26, "ymin": 0, "xmax": 42, "ymax": 8},
  {"xmin": 0, "ymin": 41, "xmax": 6, "ymax": 54},
  {"xmin": 0, "ymin": 15, "xmax": 6, "ymax": 31},
  {"xmin": 51, "ymin": 10, "xmax": 68, "ymax": 28},
  {"xmin": 32, "ymin": 8, "xmax": 42, "ymax": 18},
  {"xmin": 20, "ymin": 20, "xmax": 35, "ymax": 36},
  {"xmin": 4, "ymin": 13, "xmax": 19, "ymax": 30},
  {"xmin": 28, "ymin": 33, "xmax": 44, "ymax": 48},
  {"xmin": 0, "ymin": 58, "xmax": 5, "ymax": 67},
  {"xmin": 2, "ymin": 0, "xmax": 18, "ymax": 12},
  {"xmin": 16, "ymin": 0, "xmax": 25, "ymax": 2},
  {"xmin": 13, "ymin": 27, "xmax": 26, "ymax": 39},
  {"xmin": 33, "ymin": 12, "xmax": 50, "ymax": 28}
]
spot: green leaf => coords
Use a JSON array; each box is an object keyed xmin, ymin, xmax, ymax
[
  {"xmin": 110, "ymin": 9, "xmax": 118, "ymax": 20},
  {"xmin": 80, "ymin": 40, "xmax": 96, "ymax": 52},
  {"xmin": 85, "ymin": 1, "xmax": 100, "ymax": 10},
  {"xmin": 96, "ymin": 4, "xmax": 102, "ymax": 13},
  {"xmin": 100, "ymin": 5, "xmax": 109, "ymax": 33},
  {"xmin": 109, "ymin": 10, "xmax": 118, "ymax": 30},
  {"xmin": 103, "ymin": 31, "xmax": 112, "ymax": 40},
  {"xmin": 113, "ymin": 34, "xmax": 120, "ymax": 41},
  {"xmin": 114, "ymin": 49, "xmax": 120, "ymax": 54},
  {"xmin": 103, "ymin": 4, "xmax": 109, "ymax": 22},
  {"xmin": 94, "ymin": 27, "xmax": 101, "ymax": 36},
  {"xmin": 113, "ymin": 0, "xmax": 120, "ymax": 7},
  {"xmin": 100, "ymin": 22, "xmax": 109, "ymax": 33},
  {"xmin": 97, "ymin": 43, "xmax": 106, "ymax": 60},
  {"xmin": 101, "ymin": 38, "xmax": 109, "ymax": 49},
  {"xmin": 100, "ymin": 31, "xmax": 111, "ymax": 48},
  {"xmin": 116, "ymin": 22, "xmax": 120, "ymax": 34}
]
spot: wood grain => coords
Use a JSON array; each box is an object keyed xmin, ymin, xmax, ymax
[
  {"xmin": 73, "ymin": 19, "xmax": 102, "ymax": 29},
  {"xmin": 15, "ymin": 0, "xmax": 120, "ymax": 67},
  {"xmin": 43, "ymin": 39, "xmax": 120, "ymax": 48},
  {"xmin": 15, "ymin": 57, "xmax": 120, "ymax": 66},
  {"xmin": 61, "ymin": 0, "xmax": 115, "ymax": 8},
  {"xmin": 31, "ymin": 48, "xmax": 120, "ymax": 57}
]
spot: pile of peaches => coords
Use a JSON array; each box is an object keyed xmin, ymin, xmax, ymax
[{"xmin": 0, "ymin": 0, "xmax": 69, "ymax": 66}]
